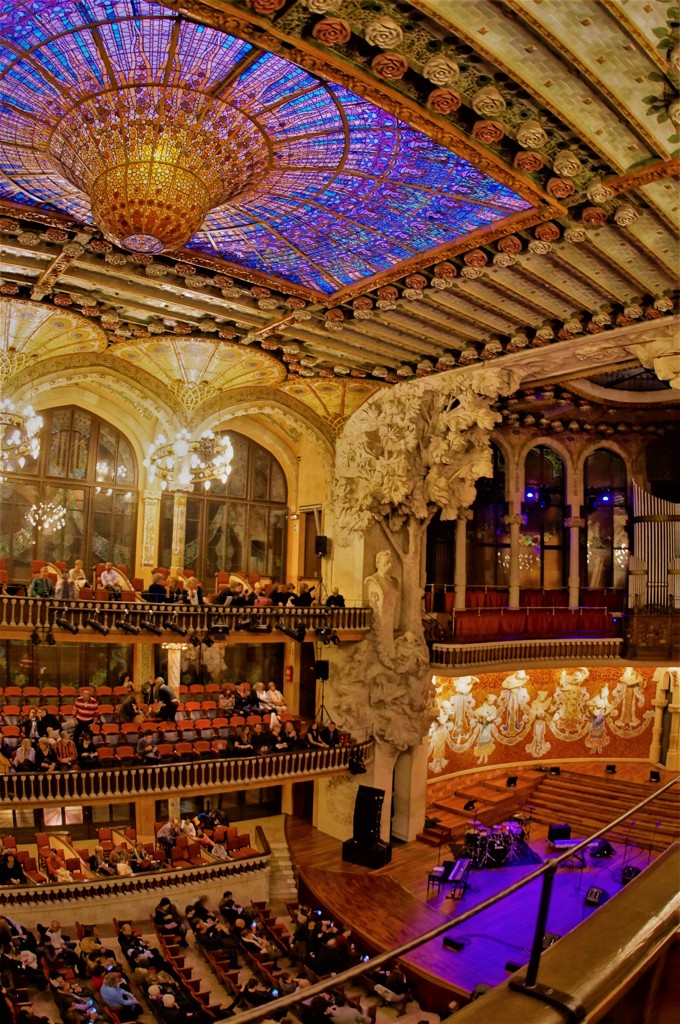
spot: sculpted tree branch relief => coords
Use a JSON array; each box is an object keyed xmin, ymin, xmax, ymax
[{"xmin": 330, "ymin": 368, "xmax": 519, "ymax": 750}]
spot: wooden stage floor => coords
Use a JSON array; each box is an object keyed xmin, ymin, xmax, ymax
[{"xmin": 286, "ymin": 763, "xmax": 673, "ymax": 1001}]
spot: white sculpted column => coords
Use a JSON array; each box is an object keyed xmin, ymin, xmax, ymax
[
  {"xmin": 171, "ymin": 493, "xmax": 187, "ymax": 569},
  {"xmin": 649, "ymin": 669, "xmax": 670, "ymax": 764},
  {"xmin": 163, "ymin": 642, "xmax": 185, "ymax": 698},
  {"xmin": 664, "ymin": 668, "xmax": 680, "ymax": 771},
  {"xmin": 503, "ymin": 511, "xmax": 524, "ymax": 608},
  {"xmin": 565, "ymin": 516, "xmax": 585, "ymax": 608},
  {"xmin": 454, "ymin": 509, "xmax": 473, "ymax": 610}
]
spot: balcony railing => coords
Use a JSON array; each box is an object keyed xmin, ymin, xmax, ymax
[
  {"xmin": 432, "ymin": 636, "xmax": 623, "ymax": 668},
  {"xmin": 0, "ymin": 740, "xmax": 372, "ymax": 807},
  {"xmin": 0, "ymin": 597, "xmax": 371, "ymax": 636}
]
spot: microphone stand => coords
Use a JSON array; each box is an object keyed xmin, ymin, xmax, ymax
[{"xmin": 621, "ymin": 818, "xmax": 636, "ymax": 880}]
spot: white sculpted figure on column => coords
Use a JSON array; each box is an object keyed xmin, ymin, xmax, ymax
[{"xmin": 364, "ymin": 549, "xmax": 400, "ymax": 667}]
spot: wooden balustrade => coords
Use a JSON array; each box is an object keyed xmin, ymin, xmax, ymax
[
  {"xmin": 432, "ymin": 637, "xmax": 624, "ymax": 669},
  {"xmin": 0, "ymin": 597, "xmax": 371, "ymax": 638},
  {"xmin": 0, "ymin": 740, "xmax": 372, "ymax": 807}
]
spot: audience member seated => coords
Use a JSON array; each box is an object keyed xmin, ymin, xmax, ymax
[
  {"xmin": 322, "ymin": 721, "xmax": 341, "ymax": 746},
  {"xmin": 137, "ymin": 734, "xmax": 160, "ymax": 763},
  {"xmin": 88, "ymin": 847, "xmax": 115, "ymax": 877},
  {"xmin": 165, "ymin": 576, "xmax": 183, "ymax": 604},
  {"xmin": 184, "ymin": 577, "xmax": 203, "ymax": 606},
  {"xmin": 55, "ymin": 572, "xmax": 78, "ymax": 601},
  {"xmin": 54, "ymin": 731, "xmax": 78, "ymax": 768},
  {"xmin": 119, "ymin": 686, "xmax": 144, "ymax": 726},
  {"xmin": 232, "ymin": 726, "xmax": 255, "ymax": 757},
  {"xmin": 143, "ymin": 573, "xmax": 168, "ymax": 603},
  {"xmin": 217, "ymin": 687, "xmax": 236, "ymax": 713},
  {"xmin": 262, "ymin": 680, "xmax": 287, "ymax": 713},
  {"xmin": 153, "ymin": 899, "xmax": 189, "ymax": 947},
  {"xmin": 28, "ymin": 566, "xmax": 54, "ymax": 599},
  {"xmin": 306, "ymin": 721, "xmax": 328, "ymax": 749},
  {"xmin": 0, "ymin": 852, "xmax": 27, "ymax": 886},
  {"xmin": 99, "ymin": 973, "xmax": 142, "ymax": 1021},
  {"xmin": 100, "ymin": 562, "xmax": 122, "ymax": 600},
  {"xmin": 12, "ymin": 739, "xmax": 36, "ymax": 773},
  {"xmin": 69, "ymin": 560, "xmax": 91, "ymax": 592},
  {"xmin": 77, "ymin": 732, "xmax": 98, "ymax": 769},
  {"xmin": 326, "ymin": 587, "xmax": 345, "ymax": 608},
  {"xmin": 34, "ymin": 738, "xmax": 57, "ymax": 773}
]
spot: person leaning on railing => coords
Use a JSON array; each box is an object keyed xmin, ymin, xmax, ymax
[{"xmin": 27, "ymin": 566, "xmax": 54, "ymax": 599}]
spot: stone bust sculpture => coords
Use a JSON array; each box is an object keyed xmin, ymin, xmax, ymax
[{"xmin": 364, "ymin": 549, "xmax": 400, "ymax": 666}]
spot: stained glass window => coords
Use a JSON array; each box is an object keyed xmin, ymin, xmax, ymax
[{"xmin": 0, "ymin": 0, "xmax": 533, "ymax": 294}]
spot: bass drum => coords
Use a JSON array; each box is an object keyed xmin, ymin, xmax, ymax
[
  {"xmin": 486, "ymin": 830, "xmax": 510, "ymax": 866},
  {"xmin": 464, "ymin": 827, "xmax": 487, "ymax": 865}
]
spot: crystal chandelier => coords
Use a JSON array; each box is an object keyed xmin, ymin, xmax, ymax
[
  {"xmin": 0, "ymin": 399, "xmax": 42, "ymax": 481},
  {"xmin": 145, "ymin": 429, "xmax": 234, "ymax": 492},
  {"xmin": 26, "ymin": 503, "xmax": 67, "ymax": 533}
]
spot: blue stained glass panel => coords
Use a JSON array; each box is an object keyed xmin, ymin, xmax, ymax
[{"xmin": 0, "ymin": 0, "xmax": 533, "ymax": 294}]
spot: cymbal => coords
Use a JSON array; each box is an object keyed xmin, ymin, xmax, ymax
[{"xmin": 468, "ymin": 819, "xmax": 483, "ymax": 826}]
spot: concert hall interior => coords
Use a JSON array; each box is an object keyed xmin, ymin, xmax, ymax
[{"xmin": 0, "ymin": 1, "xmax": 678, "ymax": 1023}]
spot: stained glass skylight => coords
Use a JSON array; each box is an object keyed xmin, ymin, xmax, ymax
[{"xmin": 0, "ymin": 0, "xmax": 533, "ymax": 294}]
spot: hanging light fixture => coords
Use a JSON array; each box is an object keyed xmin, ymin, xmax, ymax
[
  {"xmin": 26, "ymin": 502, "xmax": 67, "ymax": 533},
  {"xmin": 0, "ymin": 400, "xmax": 42, "ymax": 481},
  {"xmin": 144, "ymin": 429, "xmax": 234, "ymax": 492}
]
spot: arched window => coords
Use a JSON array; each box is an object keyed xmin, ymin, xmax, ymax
[
  {"xmin": 583, "ymin": 448, "xmax": 628, "ymax": 589},
  {"xmin": 521, "ymin": 445, "xmax": 566, "ymax": 589},
  {"xmin": 159, "ymin": 431, "xmax": 287, "ymax": 582},
  {"xmin": 468, "ymin": 443, "xmax": 509, "ymax": 587},
  {"xmin": 0, "ymin": 406, "xmax": 138, "ymax": 580}
]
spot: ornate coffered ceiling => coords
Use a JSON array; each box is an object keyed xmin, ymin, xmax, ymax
[{"xmin": 0, "ymin": 0, "xmax": 677, "ymax": 431}]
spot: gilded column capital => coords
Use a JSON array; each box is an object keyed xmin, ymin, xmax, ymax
[
  {"xmin": 565, "ymin": 517, "xmax": 586, "ymax": 529},
  {"xmin": 503, "ymin": 512, "xmax": 525, "ymax": 527}
]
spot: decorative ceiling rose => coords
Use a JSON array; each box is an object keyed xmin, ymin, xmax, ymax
[
  {"xmin": 564, "ymin": 225, "xmax": 587, "ymax": 243},
  {"xmin": 516, "ymin": 120, "xmax": 548, "ymax": 149},
  {"xmin": 546, "ymin": 177, "xmax": 575, "ymax": 198},
  {"xmin": 312, "ymin": 18, "xmax": 351, "ymax": 46},
  {"xmin": 0, "ymin": 399, "xmax": 42, "ymax": 480},
  {"xmin": 613, "ymin": 204, "xmax": 640, "ymax": 227},
  {"xmin": 371, "ymin": 52, "xmax": 409, "ymax": 79},
  {"xmin": 586, "ymin": 178, "xmax": 614, "ymax": 204},
  {"xmin": 145, "ymin": 429, "xmax": 234, "ymax": 492},
  {"xmin": 422, "ymin": 55, "xmax": 460, "ymax": 86},
  {"xmin": 472, "ymin": 120, "xmax": 505, "ymax": 144},
  {"xmin": 514, "ymin": 150, "xmax": 543, "ymax": 172},
  {"xmin": 427, "ymin": 88, "xmax": 462, "ymax": 114},
  {"xmin": 365, "ymin": 17, "xmax": 403, "ymax": 49},
  {"xmin": 553, "ymin": 151, "xmax": 582, "ymax": 177},
  {"xmin": 471, "ymin": 86, "xmax": 506, "ymax": 118}
]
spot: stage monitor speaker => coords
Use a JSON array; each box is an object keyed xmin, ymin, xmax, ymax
[
  {"xmin": 585, "ymin": 887, "xmax": 606, "ymax": 906},
  {"xmin": 314, "ymin": 659, "xmax": 329, "ymax": 681},
  {"xmin": 650, "ymin": 770, "xmax": 661, "ymax": 783},
  {"xmin": 442, "ymin": 937, "xmax": 465, "ymax": 952},
  {"xmin": 549, "ymin": 766, "xmax": 561, "ymax": 776},
  {"xmin": 548, "ymin": 823, "xmax": 571, "ymax": 842},
  {"xmin": 352, "ymin": 785, "xmax": 384, "ymax": 845},
  {"xmin": 315, "ymin": 535, "xmax": 329, "ymax": 558},
  {"xmin": 590, "ymin": 838, "xmax": 615, "ymax": 858},
  {"xmin": 605, "ymin": 764, "xmax": 617, "ymax": 774},
  {"xmin": 504, "ymin": 961, "xmax": 523, "ymax": 974},
  {"xmin": 470, "ymin": 985, "xmax": 491, "ymax": 1001},
  {"xmin": 542, "ymin": 932, "xmax": 561, "ymax": 949},
  {"xmin": 622, "ymin": 866, "xmax": 641, "ymax": 885},
  {"xmin": 506, "ymin": 775, "xmax": 518, "ymax": 788}
]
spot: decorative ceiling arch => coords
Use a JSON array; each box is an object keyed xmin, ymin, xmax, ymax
[
  {"xmin": 109, "ymin": 335, "xmax": 286, "ymax": 412},
  {"xmin": 0, "ymin": 297, "xmax": 106, "ymax": 381}
]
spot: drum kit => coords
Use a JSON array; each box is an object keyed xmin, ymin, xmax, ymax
[{"xmin": 464, "ymin": 815, "xmax": 530, "ymax": 868}]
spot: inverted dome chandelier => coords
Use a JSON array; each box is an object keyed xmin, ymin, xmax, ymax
[
  {"xmin": 49, "ymin": 89, "xmax": 269, "ymax": 253},
  {"xmin": 145, "ymin": 429, "xmax": 234, "ymax": 492},
  {"xmin": 0, "ymin": 399, "xmax": 42, "ymax": 481}
]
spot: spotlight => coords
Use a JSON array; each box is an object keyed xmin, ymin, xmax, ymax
[
  {"xmin": 316, "ymin": 627, "xmax": 339, "ymax": 646},
  {"xmin": 202, "ymin": 634, "xmax": 215, "ymax": 648},
  {"xmin": 276, "ymin": 617, "xmax": 306, "ymax": 643},
  {"xmin": 46, "ymin": 630, "xmax": 57, "ymax": 646},
  {"xmin": 463, "ymin": 800, "xmax": 477, "ymax": 812},
  {"xmin": 600, "ymin": 493, "xmax": 611, "ymax": 503},
  {"xmin": 189, "ymin": 634, "xmax": 201, "ymax": 648},
  {"xmin": 163, "ymin": 617, "xmax": 188, "ymax": 637},
  {"xmin": 85, "ymin": 616, "xmax": 110, "ymax": 636},
  {"xmin": 30, "ymin": 629, "xmax": 41, "ymax": 646},
  {"xmin": 234, "ymin": 616, "xmax": 253, "ymax": 632},
  {"xmin": 525, "ymin": 489, "xmax": 536, "ymax": 501},
  {"xmin": 55, "ymin": 616, "xmax": 79, "ymax": 635},
  {"xmin": 115, "ymin": 618, "xmax": 141, "ymax": 635},
  {"xmin": 211, "ymin": 620, "xmax": 231, "ymax": 635},
  {"xmin": 140, "ymin": 619, "xmax": 164, "ymax": 637}
]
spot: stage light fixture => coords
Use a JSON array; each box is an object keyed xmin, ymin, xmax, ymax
[
  {"xmin": 163, "ymin": 617, "xmax": 188, "ymax": 637},
  {"xmin": 189, "ymin": 633, "xmax": 201, "ymax": 648},
  {"xmin": 140, "ymin": 618, "xmax": 164, "ymax": 637},
  {"xmin": 30, "ymin": 629, "xmax": 41, "ymax": 646},
  {"xmin": 115, "ymin": 617, "xmax": 141, "ymax": 635},
  {"xmin": 45, "ymin": 630, "xmax": 57, "ymax": 646},
  {"xmin": 202, "ymin": 633, "xmax": 215, "ymax": 648},
  {"xmin": 275, "ymin": 617, "xmax": 306, "ymax": 643},
  {"xmin": 85, "ymin": 616, "xmax": 110, "ymax": 636},
  {"xmin": 211, "ymin": 620, "xmax": 231, "ymax": 635},
  {"xmin": 55, "ymin": 615, "xmax": 79, "ymax": 635},
  {"xmin": 316, "ymin": 627, "xmax": 340, "ymax": 646}
]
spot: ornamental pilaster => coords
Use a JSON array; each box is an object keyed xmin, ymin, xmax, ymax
[
  {"xmin": 141, "ymin": 489, "xmax": 161, "ymax": 569},
  {"xmin": 503, "ymin": 511, "xmax": 525, "ymax": 607},
  {"xmin": 454, "ymin": 508, "xmax": 474, "ymax": 610},
  {"xmin": 171, "ymin": 493, "xmax": 188, "ymax": 569},
  {"xmin": 565, "ymin": 517, "xmax": 585, "ymax": 608}
]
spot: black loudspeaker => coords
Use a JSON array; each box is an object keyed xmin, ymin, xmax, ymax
[
  {"xmin": 590, "ymin": 838, "xmax": 615, "ymax": 858},
  {"xmin": 315, "ymin": 535, "xmax": 329, "ymax": 557},
  {"xmin": 605, "ymin": 764, "xmax": 617, "ymax": 774},
  {"xmin": 506, "ymin": 776, "xmax": 518, "ymax": 788},
  {"xmin": 341, "ymin": 839, "xmax": 392, "ymax": 867},
  {"xmin": 352, "ymin": 785, "xmax": 384, "ymax": 845},
  {"xmin": 585, "ymin": 887, "xmax": 606, "ymax": 906},
  {"xmin": 314, "ymin": 659, "xmax": 329, "ymax": 680},
  {"xmin": 650, "ymin": 770, "xmax": 661, "ymax": 783},
  {"xmin": 442, "ymin": 937, "xmax": 465, "ymax": 952},
  {"xmin": 622, "ymin": 866, "xmax": 641, "ymax": 885},
  {"xmin": 549, "ymin": 766, "xmax": 561, "ymax": 776},
  {"xmin": 548, "ymin": 823, "xmax": 571, "ymax": 842},
  {"xmin": 542, "ymin": 932, "xmax": 561, "ymax": 949}
]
